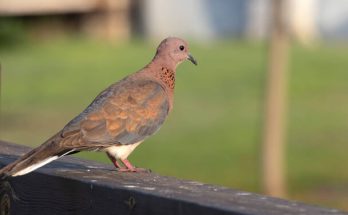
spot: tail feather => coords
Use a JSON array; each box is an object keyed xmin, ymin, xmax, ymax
[
  {"xmin": 10, "ymin": 155, "xmax": 60, "ymax": 177},
  {"xmin": 0, "ymin": 132, "xmax": 72, "ymax": 178}
]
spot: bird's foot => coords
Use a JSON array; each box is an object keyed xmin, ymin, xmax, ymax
[
  {"xmin": 107, "ymin": 154, "xmax": 150, "ymax": 173},
  {"xmin": 121, "ymin": 159, "xmax": 151, "ymax": 173},
  {"xmin": 116, "ymin": 167, "xmax": 150, "ymax": 173}
]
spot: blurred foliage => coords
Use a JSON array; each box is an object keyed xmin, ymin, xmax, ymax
[
  {"xmin": 0, "ymin": 18, "xmax": 27, "ymax": 47},
  {"xmin": 0, "ymin": 37, "xmax": 348, "ymax": 211}
]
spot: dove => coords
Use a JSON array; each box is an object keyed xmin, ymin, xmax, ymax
[{"xmin": 0, "ymin": 37, "xmax": 197, "ymax": 178}]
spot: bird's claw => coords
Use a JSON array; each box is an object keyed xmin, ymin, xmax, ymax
[{"xmin": 116, "ymin": 167, "xmax": 151, "ymax": 173}]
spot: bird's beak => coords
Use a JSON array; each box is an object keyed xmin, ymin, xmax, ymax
[{"xmin": 187, "ymin": 53, "xmax": 198, "ymax": 66}]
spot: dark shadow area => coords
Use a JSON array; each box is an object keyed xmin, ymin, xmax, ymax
[{"xmin": 0, "ymin": 17, "xmax": 27, "ymax": 48}]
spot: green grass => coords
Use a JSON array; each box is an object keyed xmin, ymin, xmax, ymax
[{"xmin": 1, "ymin": 38, "xmax": 348, "ymax": 211}]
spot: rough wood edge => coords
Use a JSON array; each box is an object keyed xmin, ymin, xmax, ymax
[{"xmin": 0, "ymin": 140, "xmax": 347, "ymax": 215}]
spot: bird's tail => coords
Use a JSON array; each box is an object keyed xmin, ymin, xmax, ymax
[{"xmin": 0, "ymin": 132, "xmax": 74, "ymax": 179}]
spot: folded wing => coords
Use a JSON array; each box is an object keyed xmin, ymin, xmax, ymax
[{"xmin": 61, "ymin": 79, "xmax": 170, "ymax": 149}]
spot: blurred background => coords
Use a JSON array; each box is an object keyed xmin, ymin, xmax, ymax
[{"xmin": 1, "ymin": 0, "xmax": 348, "ymax": 211}]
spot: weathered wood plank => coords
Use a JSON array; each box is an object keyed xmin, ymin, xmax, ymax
[{"xmin": 0, "ymin": 140, "xmax": 347, "ymax": 215}]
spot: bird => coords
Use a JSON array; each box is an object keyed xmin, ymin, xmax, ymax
[{"xmin": 0, "ymin": 37, "xmax": 197, "ymax": 178}]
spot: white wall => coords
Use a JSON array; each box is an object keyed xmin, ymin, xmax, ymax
[
  {"xmin": 317, "ymin": 0, "xmax": 348, "ymax": 40},
  {"xmin": 143, "ymin": 0, "xmax": 248, "ymax": 40},
  {"xmin": 142, "ymin": 0, "xmax": 348, "ymax": 41}
]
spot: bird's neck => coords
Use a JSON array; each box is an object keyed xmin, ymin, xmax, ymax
[
  {"xmin": 146, "ymin": 57, "xmax": 177, "ymax": 90},
  {"xmin": 157, "ymin": 66, "xmax": 175, "ymax": 90},
  {"xmin": 136, "ymin": 57, "xmax": 177, "ymax": 112}
]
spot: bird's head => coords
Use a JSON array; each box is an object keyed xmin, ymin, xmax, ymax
[{"xmin": 155, "ymin": 37, "xmax": 197, "ymax": 67}]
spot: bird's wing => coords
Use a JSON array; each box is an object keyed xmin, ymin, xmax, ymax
[{"xmin": 61, "ymin": 79, "xmax": 169, "ymax": 147}]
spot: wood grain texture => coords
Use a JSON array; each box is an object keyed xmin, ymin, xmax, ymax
[{"xmin": 0, "ymin": 141, "xmax": 347, "ymax": 215}]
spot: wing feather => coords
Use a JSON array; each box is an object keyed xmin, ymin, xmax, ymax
[{"xmin": 61, "ymin": 78, "xmax": 169, "ymax": 147}]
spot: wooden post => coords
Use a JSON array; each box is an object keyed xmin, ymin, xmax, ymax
[
  {"xmin": 262, "ymin": 0, "xmax": 289, "ymax": 197},
  {"xmin": 82, "ymin": 0, "xmax": 130, "ymax": 42}
]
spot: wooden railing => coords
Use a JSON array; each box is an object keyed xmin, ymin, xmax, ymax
[{"xmin": 0, "ymin": 140, "xmax": 346, "ymax": 215}]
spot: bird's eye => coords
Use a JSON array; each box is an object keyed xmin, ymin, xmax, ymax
[{"xmin": 179, "ymin": 45, "xmax": 185, "ymax": 51}]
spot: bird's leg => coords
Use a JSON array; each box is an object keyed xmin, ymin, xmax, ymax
[
  {"xmin": 120, "ymin": 159, "xmax": 135, "ymax": 171},
  {"xmin": 106, "ymin": 153, "xmax": 127, "ymax": 171},
  {"xmin": 121, "ymin": 159, "xmax": 150, "ymax": 173},
  {"xmin": 106, "ymin": 152, "xmax": 149, "ymax": 172}
]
